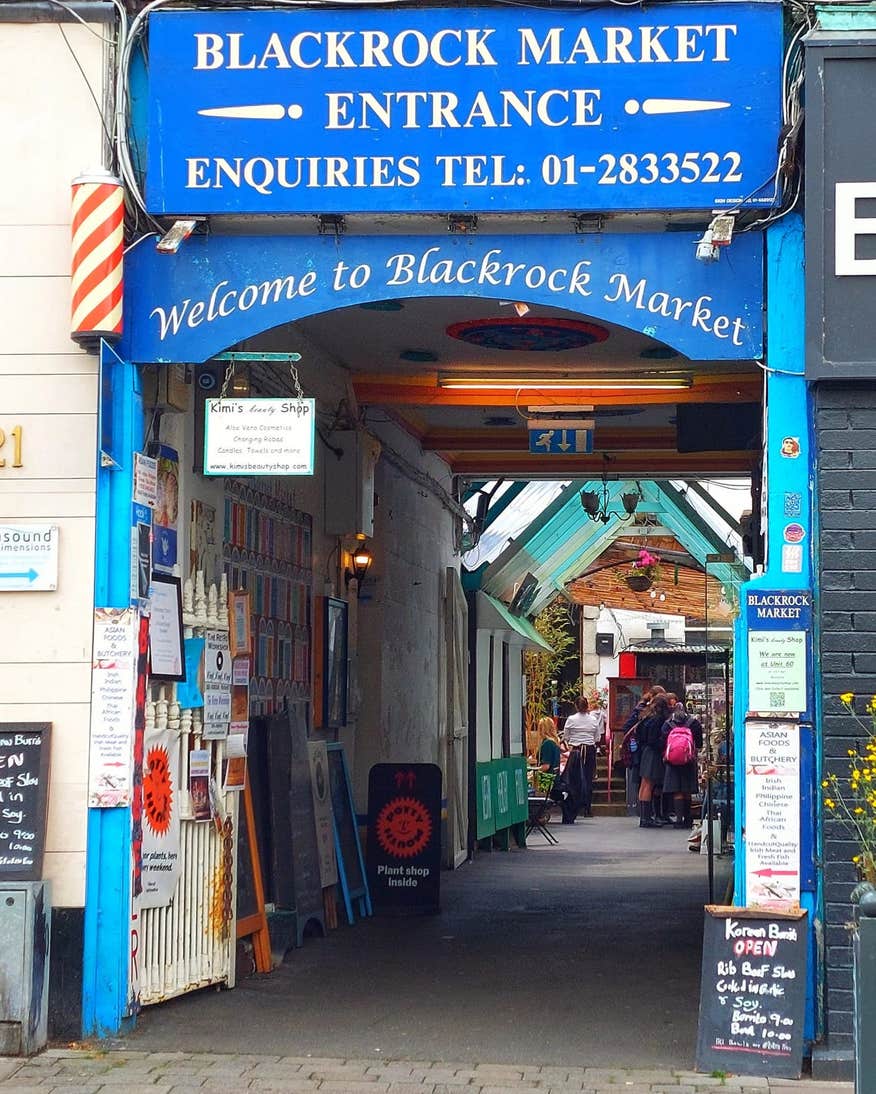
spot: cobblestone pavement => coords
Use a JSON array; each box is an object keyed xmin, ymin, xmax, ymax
[{"xmin": 0, "ymin": 1051, "xmax": 854, "ymax": 1094}]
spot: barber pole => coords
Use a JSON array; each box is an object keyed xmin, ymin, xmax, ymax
[{"xmin": 71, "ymin": 170, "xmax": 124, "ymax": 344}]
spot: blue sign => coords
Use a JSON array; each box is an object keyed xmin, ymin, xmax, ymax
[
  {"xmin": 528, "ymin": 428, "xmax": 593, "ymax": 455},
  {"xmin": 120, "ymin": 231, "xmax": 763, "ymax": 364},
  {"xmin": 746, "ymin": 590, "xmax": 812, "ymax": 631},
  {"xmin": 144, "ymin": 4, "xmax": 782, "ymax": 215}
]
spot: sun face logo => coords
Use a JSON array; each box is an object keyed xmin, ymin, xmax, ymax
[
  {"xmin": 376, "ymin": 796, "xmax": 432, "ymax": 859},
  {"xmin": 143, "ymin": 746, "xmax": 173, "ymax": 836}
]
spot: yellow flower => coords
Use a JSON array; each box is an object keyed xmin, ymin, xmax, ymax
[
  {"xmin": 825, "ymin": 798, "xmax": 836, "ymax": 809},
  {"xmin": 855, "ymin": 807, "xmax": 864, "ymax": 814},
  {"xmin": 841, "ymin": 692, "xmax": 855, "ymax": 705},
  {"xmin": 854, "ymin": 855, "xmax": 862, "ymax": 864},
  {"xmin": 849, "ymin": 749, "xmax": 857, "ymax": 757},
  {"xmin": 822, "ymin": 779, "xmax": 830, "ymax": 788}
]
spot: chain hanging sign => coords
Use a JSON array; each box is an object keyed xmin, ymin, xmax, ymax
[{"xmin": 204, "ymin": 353, "xmax": 315, "ymax": 476}]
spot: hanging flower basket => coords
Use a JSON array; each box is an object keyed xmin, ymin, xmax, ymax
[{"xmin": 622, "ymin": 550, "xmax": 662, "ymax": 593}]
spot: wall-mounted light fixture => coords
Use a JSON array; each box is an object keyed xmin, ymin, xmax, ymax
[
  {"xmin": 345, "ymin": 544, "xmax": 373, "ymax": 595},
  {"xmin": 437, "ymin": 375, "xmax": 692, "ymax": 392}
]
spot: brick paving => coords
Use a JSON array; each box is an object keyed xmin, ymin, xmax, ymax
[{"xmin": 0, "ymin": 1052, "xmax": 853, "ymax": 1094}]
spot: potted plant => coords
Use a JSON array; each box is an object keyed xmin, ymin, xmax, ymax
[{"xmin": 624, "ymin": 549, "xmax": 661, "ymax": 592}]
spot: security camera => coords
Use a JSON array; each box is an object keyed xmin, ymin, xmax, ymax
[{"xmin": 695, "ymin": 229, "xmax": 720, "ymax": 263}]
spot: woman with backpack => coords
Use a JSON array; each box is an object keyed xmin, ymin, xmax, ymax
[
  {"xmin": 660, "ymin": 702, "xmax": 704, "ymax": 828},
  {"xmin": 635, "ymin": 693, "xmax": 671, "ymax": 828}
]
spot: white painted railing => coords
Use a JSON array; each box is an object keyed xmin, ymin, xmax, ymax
[{"xmin": 138, "ymin": 572, "xmax": 237, "ymax": 1006}]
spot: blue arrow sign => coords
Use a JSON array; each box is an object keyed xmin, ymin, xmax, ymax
[
  {"xmin": 0, "ymin": 569, "xmax": 38, "ymax": 582},
  {"xmin": 528, "ymin": 428, "xmax": 593, "ymax": 454}
]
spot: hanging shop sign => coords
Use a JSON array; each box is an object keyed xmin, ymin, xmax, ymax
[
  {"xmin": 805, "ymin": 39, "xmax": 876, "ymax": 379},
  {"xmin": 0, "ymin": 525, "xmax": 58, "ymax": 591},
  {"xmin": 366, "ymin": 763, "xmax": 442, "ymax": 915},
  {"xmin": 122, "ymin": 231, "xmax": 764, "ymax": 365},
  {"xmin": 696, "ymin": 906, "xmax": 807, "ymax": 1079},
  {"xmin": 744, "ymin": 719, "xmax": 801, "ymax": 908},
  {"xmin": 204, "ymin": 397, "xmax": 315, "ymax": 476},
  {"xmin": 144, "ymin": 4, "xmax": 782, "ymax": 215}
]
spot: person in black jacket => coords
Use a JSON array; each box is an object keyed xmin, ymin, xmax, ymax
[
  {"xmin": 660, "ymin": 702, "xmax": 703, "ymax": 828},
  {"xmin": 636, "ymin": 694, "xmax": 671, "ymax": 828}
]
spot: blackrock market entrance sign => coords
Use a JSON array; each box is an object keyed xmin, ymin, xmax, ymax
[
  {"xmin": 144, "ymin": 3, "xmax": 782, "ymax": 215},
  {"xmin": 120, "ymin": 232, "xmax": 763, "ymax": 364}
]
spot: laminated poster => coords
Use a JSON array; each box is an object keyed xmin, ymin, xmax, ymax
[
  {"xmin": 140, "ymin": 726, "xmax": 181, "ymax": 908},
  {"xmin": 189, "ymin": 749, "xmax": 211, "ymax": 822}
]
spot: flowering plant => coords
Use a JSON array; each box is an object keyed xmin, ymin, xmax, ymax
[
  {"xmin": 628, "ymin": 549, "xmax": 661, "ymax": 580},
  {"xmin": 823, "ymin": 692, "xmax": 876, "ymax": 896}
]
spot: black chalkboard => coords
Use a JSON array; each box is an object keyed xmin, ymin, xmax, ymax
[
  {"xmin": 0, "ymin": 723, "xmax": 50, "ymax": 881},
  {"xmin": 696, "ymin": 906, "xmax": 808, "ymax": 1079},
  {"xmin": 327, "ymin": 743, "xmax": 365, "ymax": 898}
]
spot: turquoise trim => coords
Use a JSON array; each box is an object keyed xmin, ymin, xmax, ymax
[{"xmin": 83, "ymin": 345, "xmax": 141, "ymax": 1037}]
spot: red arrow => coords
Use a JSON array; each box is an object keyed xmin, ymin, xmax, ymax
[{"xmin": 753, "ymin": 868, "xmax": 798, "ymax": 877}]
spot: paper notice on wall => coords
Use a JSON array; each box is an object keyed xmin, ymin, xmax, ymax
[
  {"xmin": 140, "ymin": 726, "xmax": 181, "ymax": 908},
  {"xmin": 307, "ymin": 740, "xmax": 338, "ymax": 888},
  {"xmin": 89, "ymin": 608, "xmax": 138, "ymax": 807},
  {"xmin": 203, "ymin": 687, "xmax": 231, "ymax": 740},
  {"xmin": 745, "ymin": 719, "xmax": 801, "ymax": 908},
  {"xmin": 222, "ymin": 732, "xmax": 247, "ymax": 792},
  {"xmin": 189, "ymin": 749, "xmax": 211, "ymax": 822},
  {"xmin": 748, "ymin": 631, "xmax": 807, "ymax": 714}
]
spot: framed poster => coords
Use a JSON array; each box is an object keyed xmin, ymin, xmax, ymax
[
  {"xmin": 149, "ymin": 574, "xmax": 185, "ymax": 681},
  {"xmin": 323, "ymin": 597, "xmax": 348, "ymax": 729},
  {"xmin": 229, "ymin": 589, "xmax": 252, "ymax": 658}
]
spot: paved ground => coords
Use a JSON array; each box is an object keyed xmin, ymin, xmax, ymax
[
  {"xmin": 0, "ymin": 1050, "xmax": 853, "ymax": 1093},
  {"xmin": 127, "ymin": 817, "xmax": 724, "ymax": 1068},
  {"xmin": 5, "ymin": 818, "xmax": 844, "ymax": 1091}
]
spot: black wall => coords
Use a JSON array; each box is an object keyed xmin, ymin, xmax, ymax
[
  {"xmin": 48, "ymin": 908, "xmax": 83, "ymax": 1042},
  {"xmin": 815, "ymin": 383, "xmax": 876, "ymax": 1071}
]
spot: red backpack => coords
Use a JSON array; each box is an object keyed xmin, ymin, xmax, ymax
[{"xmin": 664, "ymin": 721, "xmax": 696, "ymax": 765}]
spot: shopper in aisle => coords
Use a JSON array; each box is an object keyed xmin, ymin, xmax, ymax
[
  {"xmin": 560, "ymin": 696, "xmax": 603, "ymax": 820},
  {"xmin": 661, "ymin": 702, "xmax": 704, "ymax": 828},
  {"xmin": 636, "ymin": 693, "xmax": 672, "ymax": 828}
]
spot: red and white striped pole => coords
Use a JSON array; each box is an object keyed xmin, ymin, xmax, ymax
[{"xmin": 71, "ymin": 170, "xmax": 124, "ymax": 345}]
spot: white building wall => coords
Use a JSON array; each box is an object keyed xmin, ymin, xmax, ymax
[
  {"xmin": 0, "ymin": 22, "xmax": 106, "ymax": 908},
  {"xmin": 595, "ymin": 609, "xmax": 686, "ymax": 692}
]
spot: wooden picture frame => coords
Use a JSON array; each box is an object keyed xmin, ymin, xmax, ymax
[
  {"xmin": 323, "ymin": 596, "xmax": 348, "ymax": 729},
  {"xmin": 229, "ymin": 589, "xmax": 252, "ymax": 658},
  {"xmin": 149, "ymin": 574, "xmax": 186, "ymax": 681}
]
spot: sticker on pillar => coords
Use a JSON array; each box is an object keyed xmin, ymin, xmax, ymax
[
  {"xmin": 781, "ymin": 544, "xmax": 804, "ymax": 574},
  {"xmin": 783, "ymin": 491, "xmax": 803, "ymax": 518},
  {"xmin": 783, "ymin": 523, "xmax": 806, "ymax": 544},
  {"xmin": 780, "ymin": 436, "xmax": 801, "ymax": 458},
  {"xmin": 366, "ymin": 763, "xmax": 442, "ymax": 915}
]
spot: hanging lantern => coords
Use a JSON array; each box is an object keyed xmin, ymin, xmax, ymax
[{"xmin": 70, "ymin": 170, "xmax": 124, "ymax": 345}]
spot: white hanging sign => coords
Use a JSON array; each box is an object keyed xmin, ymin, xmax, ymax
[{"xmin": 204, "ymin": 398, "xmax": 315, "ymax": 476}]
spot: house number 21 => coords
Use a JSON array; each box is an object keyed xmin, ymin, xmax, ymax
[{"xmin": 0, "ymin": 426, "xmax": 23, "ymax": 468}]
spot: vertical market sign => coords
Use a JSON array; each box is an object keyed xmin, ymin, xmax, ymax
[
  {"xmin": 144, "ymin": 4, "xmax": 783, "ymax": 215},
  {"xmin": 746, "ymin": 590, "xmax": 811, "ymax": 716}
]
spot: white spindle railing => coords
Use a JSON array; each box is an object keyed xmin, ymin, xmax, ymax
[{"xmin": 138, "ymin": 572, "xmax": 238, "ymax": 1006}]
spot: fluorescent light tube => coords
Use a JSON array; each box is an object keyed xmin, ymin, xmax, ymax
[{"xmin": 437, "ymin": 376, "xmax": 692, "ymax": 391}]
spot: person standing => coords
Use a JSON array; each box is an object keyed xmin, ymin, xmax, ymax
[
  {"xmin": 636, "ymin": 694, "xmax": 672, "ymax": 828},
  {"xmin": 561, "ymin": 696, "xmax": 603, "ymax": 820},
  {"xmin": 660, "ymin": 702, "xmax": 703, "ymax": 828}
]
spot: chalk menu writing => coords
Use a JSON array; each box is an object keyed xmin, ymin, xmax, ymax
[
  {"xmin": 696, "ymin": 906, "xmax": 807, "ymax": 1079},
  {"xmin": 0, "ymin": 723, "xmax": 50, "ymax": 880}
]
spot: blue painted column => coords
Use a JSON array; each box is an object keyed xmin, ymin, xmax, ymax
[
  {"xmin": 733, "ymin": 213, "xmax": 819, "ymax": 1042},
  {"xmin": 82, "ymin": 345, "xmax": 142, "ymax": 1036}
]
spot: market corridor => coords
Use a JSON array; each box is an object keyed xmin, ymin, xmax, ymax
[{"xmin": 129, "ymin": 819, "xmax": 727, "ymax": 1069}]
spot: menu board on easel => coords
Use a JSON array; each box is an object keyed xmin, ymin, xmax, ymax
[{"xmin": 696, "ymin": 905, "xmax": 807, "ymax": 1079}]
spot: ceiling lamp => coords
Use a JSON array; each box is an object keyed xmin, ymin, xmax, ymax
[
  {"xmin": 446, "ymin": 316, "xmax": 609, "ymax": 352},
  {"xmin": 438, "ymin": 375, "xmax": 692, "ymax": 391},
  {"xmin": 581, "ymin": 475, "xmax": 642, "ymax": 524}
]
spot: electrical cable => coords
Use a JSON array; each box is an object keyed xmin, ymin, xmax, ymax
[
  {"xmin": 56, "ymin": 23, "xmax": 115, "ymax": 150},
  {"xmin": 43, "ymin": 0, "xmax": 118, "ymax": 43}
]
